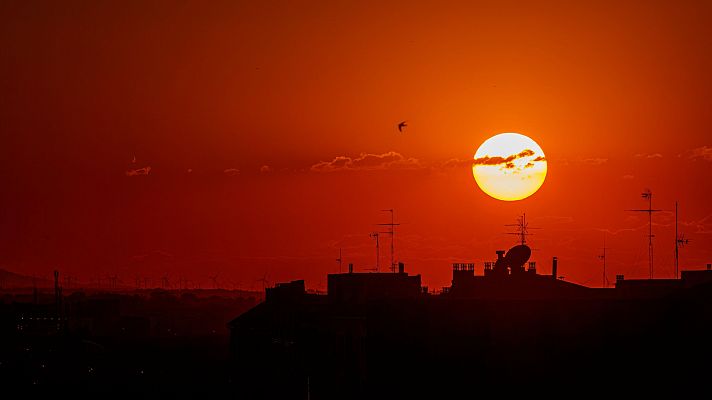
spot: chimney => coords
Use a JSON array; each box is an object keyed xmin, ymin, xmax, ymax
[
  {"xmin": 552, "ymin": 257, "xmax": 558, "ymax": 280},
  {"xmin": 398, "ymin": 262, "xmax": 405, "ymax": 274},
  {"xmin": 348, "ymin": 263, "xmax": 353, "ymax": 274},
  {"xmin": 496, "ymin": 250, "xmax": 505, "ymax": 260},
  {"xmin": 528, "ymin": 261, "xmax": 536, "ymax": 274}
]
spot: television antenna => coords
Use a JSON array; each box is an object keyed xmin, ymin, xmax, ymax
[
  {"xmin": 506, "ymin": 213, "xmax": 538, "ymax": 246},
  {"xmin": 674, "ymin": 201, "xmax": 690, "ymax": 279},
  {"xmin": 378, "ymin": 209, "xmax": 400, "ymax": 273},
  {"xmin": 209, "ymin": 273, "xmax": 220, "ymax": 289},
  {"xmin": 336, "ymin": 248, "xmax": 343, "ymax": 273},
  {"xmin": 161, "ymin": 274, "xmax": 169, "ymax": 289},
  {"xmin": 598, "ymin": 234, "xmax": 609, "ymax": 288},
  {"xmin": 369, "ymin": 232, "xmax": 380, "ymax": 272},
  {"xmin": 626, "ymin": 189, "xmax": 662, "ymax": 279},
  {"xmin": 255, "ymin": 272, "xmax": 271, "ymax": 291}
]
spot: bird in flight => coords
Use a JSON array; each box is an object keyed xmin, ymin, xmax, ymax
[{"xmin": 397, "ymin": 121, "xmax": 407, "ymax": 133}]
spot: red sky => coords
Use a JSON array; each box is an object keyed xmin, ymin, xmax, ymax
[{"xmin": 1, "ymin": 0, "xmax": 712, "ymax": 290}]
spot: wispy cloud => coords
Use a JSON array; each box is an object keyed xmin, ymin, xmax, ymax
[
  {"xmin": 597, "ymin": 225, "xmax": 648, "ymax": 236},
  {"xmin": 126, "ymin": 166, "xmax": 151, "ymax": 176},
  {"xmin": 582, "ymin": 158, "xmax": 608, "ymax": 165},
  {"xmin": 310, "ymin": 151, "xmax": 421, "ymax": 172},
  {"xmin": 556, "ymin": 157, "xmax": 607, "ymax": 166},
  {"xmin": 439, "ymin": 158, "xmax": 474, "ymax": 168},
  {"xmin": 689, "ymin": 146, "xmax": 712, "ymax": 162},
  {"xmin": 682, "ymin": 213, "xmax": 712, "ymax": 234},
  {"xmin": 635, "ymin": 153, "xmax": 663, "ymax": 159},
  {"xmin": 622, "ymin": 174, "xmax": 635, "ymax": 180},
  {"xmin": 223, "ymin": 168, "xmax": 240, "ymax": 176},
  {"xmin": 532, "ymin": 215, "xmax": 575, "ymax": 224},
  {"xmin": 260, "ymin": 165, "xmax": 272, "ymax": 173}
]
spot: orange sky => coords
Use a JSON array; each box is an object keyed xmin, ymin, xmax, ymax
[{"xmin": 1, "ymin": 0, "xmax": 711, "ymax": 290}]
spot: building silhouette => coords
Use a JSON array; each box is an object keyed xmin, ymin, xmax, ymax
[{"xmin": 229, "ymin": 246, "xmax": 712, "ymax": 398}]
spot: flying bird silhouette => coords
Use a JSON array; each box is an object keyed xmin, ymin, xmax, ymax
[{"xmin": 397, "ymin": 121, "xmax": 407, "ymax": 133}]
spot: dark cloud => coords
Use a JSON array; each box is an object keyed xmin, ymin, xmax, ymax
[
  {"xmin": 524, "ymin": 162, "xmax": 535, "ymax": 168},
  {"xmin": 472, "ymin": 149, "xmax": 536, "ymax": 166},
  {"xmin": 518, "ymin": 149, "xmax": 535, "ymax": 158}
]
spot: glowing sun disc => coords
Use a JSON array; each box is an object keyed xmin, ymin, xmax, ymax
[{"xmin": 472, "ymin": 133, "xmax": 547, "ymax": 201}]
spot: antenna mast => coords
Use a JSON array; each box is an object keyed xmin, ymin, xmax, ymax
[
  {"xmin": 506, "ymin": 213, "xmax": 536, "ymax": 245},
  {"xmin": 209, "ymin": 273, "xmax": 219, "ymax": 289},
  {"xmin": 370, "ymin": 232, "xmax": 380, "ymax": 272},
  {"xmin": 336, "ymin": 248, "xmax": 343, "ymax": 273},
  {"xmin": 378, "ymin": 209, "xmax": 400, "ymax": 273},
  {"xmin": 598, "ymin": 234, "xmax": 609, "ymax": 288},
  {"xmin": 675, "ymin": 201, "xmax": 690, "ymax": 279},
  {"xmin": 626, "ymin": 189, "xmax": 662, "ymax": 279}
]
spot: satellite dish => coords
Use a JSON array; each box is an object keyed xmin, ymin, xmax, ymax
[{"xmin": 504, "ymin": 244, "xmax": 531, "ymax": 269}]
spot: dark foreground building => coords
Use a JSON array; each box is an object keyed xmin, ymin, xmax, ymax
[{"xmin": 229, "ymin": 246, "xmax": 712, "ymax": 398}]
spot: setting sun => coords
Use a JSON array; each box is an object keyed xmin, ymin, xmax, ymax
[{"xmin": 472, "ymin": 133, "xmax": 547, "ymax": 201}]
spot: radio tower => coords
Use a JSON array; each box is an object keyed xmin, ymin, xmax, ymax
[
  {"xmin": 378, "ymin": 209, "xmax": 400, "ymax": 273},
  {"xmin": 626, "ymin": 189, "xmax": 662, "ymax": 279},
  {"xmin": 369, "ymin": 232, "xmax": 380, "ymax": 272},
  {"xmin": 675, "ymin": 201, "xmax": 690, "ymax": 279}
]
